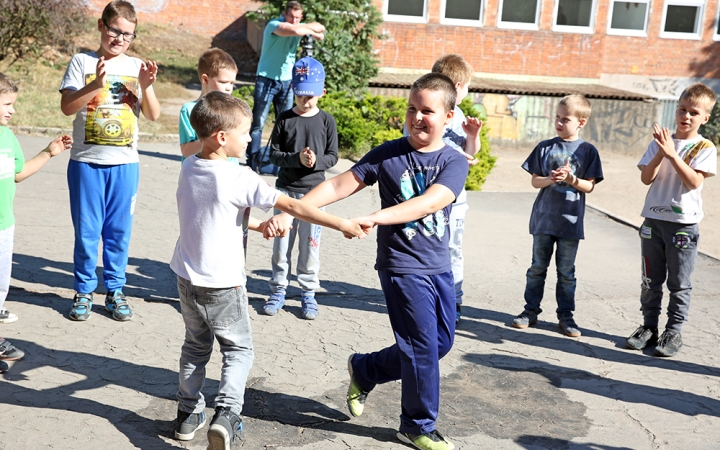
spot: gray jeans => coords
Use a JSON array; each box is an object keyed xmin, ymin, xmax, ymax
[
  {"xmin": 639, "ymin": 218, "xmax": 699, "ymax": 332},
  {"xmin": 269, "ymin": 189, "xmax": 322, "ymax": 294},
  {"xmin": 177, "ymin": 276, "xmax": 254, "ymax": 416}
]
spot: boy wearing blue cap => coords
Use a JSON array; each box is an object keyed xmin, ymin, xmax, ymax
[{"xmin": 262, "ymin": 56, "xmax": 338, "ymax": 320}]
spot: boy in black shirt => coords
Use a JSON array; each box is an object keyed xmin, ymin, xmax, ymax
[{"xmin": 262, "ymin": 56, "xmax": 339, "ymax": 320}]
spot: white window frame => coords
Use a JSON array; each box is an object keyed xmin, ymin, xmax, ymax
[
  {"xmin": 552, "ymin": 0, "xmax": 597, "ymax": 34},
  {"xmin": 383, "ymin": 0, "xmax": 428, "ymax": 24},
  {"xmin": 714, "ymin": 0, "xmax": 720, "ymax": 41},
  {"xmin": 440, "ymin": 0, "xmax": 484, "ymax": 27},
  {"xmin": 497, "ymin": 0, "xmax": 541, "ymax": 30},
  {"xmin": 660, "ymin": 0, "xmax": 705, "ymax": 40},
  {"xmin": 606, "ymin": 0, "xmax": 650, "ymax": 37}
]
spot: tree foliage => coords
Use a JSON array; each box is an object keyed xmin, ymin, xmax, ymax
[
  {"xmin": 247, "ymin": 0, "xmax": 384, "ymax": 93},
  {"xmin": 0, "ymin": 0, "xmax": 87, "ymax": 67}
]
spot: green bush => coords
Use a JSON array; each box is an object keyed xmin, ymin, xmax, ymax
[
  {"xmin": 319, "ymin": 92, "xmax": 405, "ymax": 160},
  {"xmin": 458, "ymin": 97, "xmax": 496, "ymax": 191}
]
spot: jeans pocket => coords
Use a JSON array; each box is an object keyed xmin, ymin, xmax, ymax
[{"xmin": 197, "ymin": 287, "xmax": 243, "ymax": 327}]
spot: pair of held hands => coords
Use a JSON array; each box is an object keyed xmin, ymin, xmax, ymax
[
  {"xmin": 259, "ymin": 214, "xmax": 374, "ymax": 240},
  {"xmin": 92, "ymin": 56, "xmax": 158, "ymax": 90}
]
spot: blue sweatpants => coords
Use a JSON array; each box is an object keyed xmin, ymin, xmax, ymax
[
  {"xmin": 68, "ymin": 160, "xmax": 138, "ymax": 294},
  {"xmin": 351, "ymin": 270, "xmax": 456, "ymax": 435}
]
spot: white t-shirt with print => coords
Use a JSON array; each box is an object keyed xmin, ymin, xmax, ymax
[
  {"xmin": 638, "ymin": 135, "xmax": 717, "ymax": 224},
  {"xmin": 60, "ymin": 52, "xmax": 144, "ymax": 164},
  {"xmin": 170, "ymin": 157, "xmax": 280, "ymax": 288}
]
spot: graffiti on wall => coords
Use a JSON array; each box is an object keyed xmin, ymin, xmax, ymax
[
  {"xmin": 84, "ymin": 0, "xmax": 168, "ymax": 13},
  {"xmin": 470, "ymin": 94, "xmax": 658, "ymax": 155}
]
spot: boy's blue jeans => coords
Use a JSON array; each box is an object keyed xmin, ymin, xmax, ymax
[
  {"xmin": 248, "ymin": 76, "xmax": 293, "ymax": 168},
  {"xmin": 350, "ymin": 270, "xmax": 455, "ymax": 435},
  {"xmin": 523, "ymin": 234, "xmax": 579, "ymax": 319},
  {"xmin": 639, "ymin": 218, "xmax": 698, "ymax": 332},
  {"xmin": 176, "ymin": 276, "xmax": 254, "ymax": 417}
]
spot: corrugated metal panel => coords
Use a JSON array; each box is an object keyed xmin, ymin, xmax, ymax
[{"xmin": 660, "ymin": 100, "xmax": 678, "ymax": 129}]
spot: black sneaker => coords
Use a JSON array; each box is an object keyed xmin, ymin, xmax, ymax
[
  {"xmin": 558, "ymin": 317, "xmax": 581, "ymax": 337},
  {"xmin": 625, "ymin": 325, "xmax": 658, "ymax": 350},
  {"xmin": 455, "ymin": 304, "xmax": 461, "ymax": 325},
  {"xmin": 512, "ymin": 311, "xmax": 538, "ymax": 329},
  {"xmin": 0, "ymin": 337, "xmax": 24, "ymax": 361},
  {"xmin": 207, "ymin": 407, "xmax": 242, "ymax": 450},
  {"xmin": 654, "ymin": 330, "xmax": 682, "ymax": 357},
  {"xmin": 174, "ymin": 409, "xmax": 206, "ymax": 441},
  {"xmin": 397, "ymin": 429, "xmax": 455, "ymax": 450}
]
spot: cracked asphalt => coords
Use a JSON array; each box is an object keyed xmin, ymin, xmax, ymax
[{"xmin": 1, "ymin": 135, "xmax": 719, "ymax": 450}]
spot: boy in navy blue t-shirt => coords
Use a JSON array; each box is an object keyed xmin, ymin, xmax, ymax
[
  {"xmin": 512, "ymin": 94, "xmax": 604, "ymax": 337},
  {"xmin": 268, "ymin": 73, "xmax": 467, "ymax": 450}
]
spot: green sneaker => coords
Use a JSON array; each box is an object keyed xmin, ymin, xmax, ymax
[
  {"xmin": 346, "ymin": 354, "xmax": 370, "ymax": 417},
  {"xmin": 397, "ymin": 430, "xmax": 455, "ymax": 450}
]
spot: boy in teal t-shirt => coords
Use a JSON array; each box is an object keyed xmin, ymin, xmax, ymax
[{"xmin": 0, "ymin": 72, "xmax": 72, "ymax": 363}]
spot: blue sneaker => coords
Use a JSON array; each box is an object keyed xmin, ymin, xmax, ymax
[
  {"xmin": 105, "ymin": 290, "xmax": 134, "ymax": 321},
  {"xmin": 69, "ymin": 293, "xmax": 93, "ymax": 321},
  {"xmin": 300, "ymin": 292, "xmax": 318, "ymax": 320},
  {"xmin": 263, "ymin": 291, "xmax": 285, "ymax": 316}
]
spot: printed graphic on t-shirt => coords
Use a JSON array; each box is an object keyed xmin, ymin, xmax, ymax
[
  {"xmin": 0, "ymin": 153, "xmax": 15, "ymax": 181},
  {"xmin": 398, "ymin": 167, "xmax": 447, "ymax": 241},
  {"xmin": 544, "ymin": 148, "xmax": 579, "ymax": 190},
  {"xmin": 84, "ymin": 74, "xmax": 139, "ymax": 146}
]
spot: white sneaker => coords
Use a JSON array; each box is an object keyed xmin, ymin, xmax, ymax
[{"xmin": 0, "ymin": 309, "xmax": 18, "ymax": 324}]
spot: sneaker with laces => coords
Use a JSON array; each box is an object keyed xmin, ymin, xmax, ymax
[
  {"xmin": 347, "ymin": 354, "xmax": 370, "ymax": 417},
  {"xmin": 455, "ymin": 304, "xmax": 461, "ymax": 325},
  {"xmin": 174, "ymin": 409, "xmax": 206, "ymax": 440},
  {"xmin": 207, "ymin": 407, "xmax": 242, "ymax": 450},
  {"xmin": 654, "ymin": 330, "xmax": 682, "ymax": 357},
  {"xmin": 105, "ymin": 290, "xmax": 134, "ymax": 321},
  {"xmin": 0, "ymin": 309, "xmax": 18, "ymax": 324},
  {"xmin": 69, "ymin": 293, "xmax": 93, "ymax": 321},
  {"xmin": 0, "ymin": 337, "xmax": 24, "ymax": 361},
  {"xmin": 300, "ymin": 292, "xmax": 318, "ymax": 320},
  {"xmin": 559, "ymin": 317, "xmax": 581, "ymax": 337},
  {"xmin": 397, "ymin": 429, "xmax": 455, "ymax": 450},
  {"xmin": 512, "ymin": 311, "xmax": 538, "ymax": 329},
  {"xmin": 625, "ymin": 325, "xmax": 658, "ymax": 350},
  {"xmin": 262, "ymin": 291, "xmax": 285, "ymax": 316}
]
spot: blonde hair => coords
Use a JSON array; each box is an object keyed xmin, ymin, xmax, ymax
[
  {"xmin": 431, "ymin": 54, "xmax": 473, "ymax": 86},
  {"xmin": 0, "ymin": 73, "xmax": 18, "ymax": 95},
  {"xmin": 679, "ymin": 83, "xmax": 717, "ymax": 113},
  {"xmin": 190, "ymin": 91, "xmax": 252, "ymax": 139},
  {"xmin": 559, "ymin": 94, "xmax": 592, "ymax": 120},
  {"xmin": 198, "ymin": 48, "xmax": 238, "ymax": 79},
  {"xmin": 102, "ymin": 0, "xmax": 137, "ymax": 25}
]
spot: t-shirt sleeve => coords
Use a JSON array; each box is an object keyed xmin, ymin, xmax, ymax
[
  {"xmin": 688, "ymin": 140, "xmax": 717, "ymax": 177},
  {"xmin": 59, "ymin": 54, "xmax": 85, "ymax": 92},
  {"xmin": 351, "ymin": 142, "xmax": 389, "ymax": 186},
  {"xmin": 522, "ymin": 144, "xmax": 544, "ymax": 176},
  {"xmin": 237, "ymin": 167, "xmax": 281, "ymax": 212},
  {"xmin": 178, "ymin": 103, "xmax": 197, "ymax": 145},
  {"xmin": 637, "ymin": 141, "xmax": 657, "ymax": 168},
  {"xmin": 12, "ymin": 134, "xmax": 24, "ymax": 174},
  {"xmin": 434, "ymin": 151, "xmax": 469, "ymax": 198},
  {"xmin": 580, "ymin": 143, "xmax": 604, "ymax": 184},
  {"xmin": 266, "ymin": 19, "xmax": 281, "ymax": 36}
]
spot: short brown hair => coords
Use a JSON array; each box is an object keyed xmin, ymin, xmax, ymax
[
  {"xmin": 285, "ymin": 1, "xmax": 303, "ymax": 13},
  {"xmin": 102, "ymin": 0, "xmax": 137, "ymax": 25},
  {"xmin": 431, "ymin": 54, "xmax": 473, "ymax": 86},
  {"xmin": 680, "ymin": 83, "xmax": 717, "ymax": 113},
  {"xmin": 190, "ymin": 91, "xmax": 252, "ymax": 139},
  {"xmin": 559, "ymin": 94, "xmax": 592, "ymax": 120},
  {"xmin": 198, "ymin": 48, "xmax": 238, "ymax": 80},
  {"xmin": 0, "ymin": 73, "xmax": 18, "ymax": 95},
  {"xmin": 411, "ymin": 73, "xmax": 456, "ymax": 113}
]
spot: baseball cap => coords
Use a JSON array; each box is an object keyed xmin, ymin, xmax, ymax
[{"xmin": 292, "ymin": 57, "xmax": 325, "ymax": 96}]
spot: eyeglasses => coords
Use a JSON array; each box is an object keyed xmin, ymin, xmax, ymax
[{"xmin": 103, "ymin": 19, "xmax": 137, "ymax": 42}]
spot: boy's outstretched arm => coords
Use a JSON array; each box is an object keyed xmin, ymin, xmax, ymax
[
  {"xmin": 274, "ymin": 194, "xmax": 364, "ymax": 239},
  {"xmin": 139, "ymin": 61, "xmax": 161, "ymax": 121},
  {"xmin": 15, "ymin": 135, "xmax": 72, "ymax": 183},
  {"xmin": 355, "ymin": 184, "xmax": 456, "ymax": 228},
  {"xmin": 180, "ymin": 140, "xmax": 202, "ymax": 158},
  {"xmin": 302, "ymin": 170, "xmax": 367, "ymax": 207}
]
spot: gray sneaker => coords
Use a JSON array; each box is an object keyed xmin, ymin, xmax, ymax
[
  {"xmin": 625, "ymin": 325, "xmax": 658, "ymax": 350},
  {"xmin": 559, "ymin": 317, "xmax": 581, "ymax": 337},
  {"xmin": 207, "ymin": 407, "xmax": 242, "ymax": 450},
  {"xmin": 174, "ymin": 409, "xmax": 206, "ymax": 440},
  {"xmin": 512, "ymin": 311, "xmax": 538, "ymax": 329},
  {"xmin": 654, "ymin": 330, "xmax": 682, "ymax": 357}
]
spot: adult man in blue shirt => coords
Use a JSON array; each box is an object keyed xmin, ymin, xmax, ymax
[{"xmin": 248, "ymin": 1, "xmax": 325, "ymax": 169}]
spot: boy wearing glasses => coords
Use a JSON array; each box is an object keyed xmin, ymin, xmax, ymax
[{"xmin": 59, "ymin": 0, "xmax": 160, "ymax": 322}]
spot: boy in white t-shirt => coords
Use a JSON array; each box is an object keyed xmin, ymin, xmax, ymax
[
  {"xmin": 626, "ymin": 83, "xmax": 717, "ymax": 358},
  {"xmin": 170, "ymin": 91, "xmax": 362, "ymax": 449}
]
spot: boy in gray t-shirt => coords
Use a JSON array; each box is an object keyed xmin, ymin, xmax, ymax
[{"xmin": 512, "ymin": 95, "xmax": 604, "ymax": 338}]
